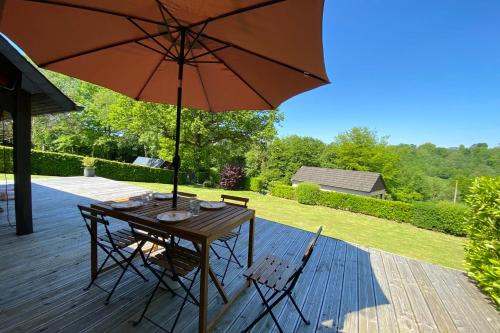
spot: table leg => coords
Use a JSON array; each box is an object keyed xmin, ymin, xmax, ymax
[
  {"xmin": 248, "ymin": 215, "xmax": 255, "ymax": 268},
  {"xmin": 90, "ymin": 214, "xmax": 97, "ymax": 279},
  {"xmin": 199, "ymin": 239, "xmax": 209, "ymax": 333}
]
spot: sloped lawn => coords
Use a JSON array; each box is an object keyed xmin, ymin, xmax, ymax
[{"xmin": 127, "ymin": 181, "xmax": 465, "ymax": 270}]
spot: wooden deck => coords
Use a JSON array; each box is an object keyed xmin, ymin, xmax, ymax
[{"xmin": 0, "ymin": 176, "xmax": 498, "ymax": 333}]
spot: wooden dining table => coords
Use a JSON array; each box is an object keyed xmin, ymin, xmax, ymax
[{"xmin": 90, "ymin": 195, "xmax": 256, "ymax": 333}]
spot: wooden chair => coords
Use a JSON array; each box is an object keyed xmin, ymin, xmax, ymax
[
  {"xmin": 131, "ymin": 225, "xmax": 200, "ymax": 332},
  {"xmin": 77, "ymin": 205, "xmax": 148, "ymax": 304},
  {"xmin": 242, "ymin": 226, "xmax": 323, "ymax": 333},
  {"xmin": 172, "ymin": 191, "xmax": 197, "ymax": 198},
  {"xmin": 211, "ymin": 194, "xmax": 249, "ymax": 285}
]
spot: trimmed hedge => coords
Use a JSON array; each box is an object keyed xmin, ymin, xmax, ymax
[
  {"xmin": 317, "ymin": 190, "xmax": 467, "ymax": 236},
  {"xmin": 244, "ymin": 177, "xmax": 264, "ymax": 192},
  {"xmin": 464, "ymin": 177, "xmax": 500, "ymax": 308},
  {"xmin": 268, "ymin": 181, "xmax": 296, "ymax": 200},
  {"xmin": 296, "ymin": 182, "xmax": 320, "ymax": 205},
  {"xmin": 265, "ymin": 182, "xmax": 468, "ymax": 236},
  {"xmin": 0, "ymin": 146, "xmax": 185, "ymax": 184}
]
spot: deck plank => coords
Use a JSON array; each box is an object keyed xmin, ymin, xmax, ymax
[{"xmin": 0, "ymin": 176, "xmax": 498, "ymax": 333}]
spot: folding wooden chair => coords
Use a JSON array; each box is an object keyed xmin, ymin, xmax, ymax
[
  {"xmin": 77, "ymin": 205, "xmax": 148, "ymax": 304},
  {"xmin": 242, "ymin": 226, "xmax": 323, "ymax": 333},
  {"xmin": 172, "ymin": 191, "xmax": 197, "ymax": 198},
  {"xmin": 132, "ymin": 226, "xmax": 201, "ymax": 332},
  {"xmin": 210, "ymin": 194, "xmax": 249, "ymax": 285}
]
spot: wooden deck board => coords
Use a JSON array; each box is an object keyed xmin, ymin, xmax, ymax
[{"xmin": 0, "ymin": 176, "xmax": 498, "ymax": 333}]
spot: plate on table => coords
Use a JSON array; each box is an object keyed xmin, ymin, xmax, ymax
[
  {"xmin": 157, "ymin": 211, "xmax": 192, "ymax": 223},
  {"xmin": 154, "ymin": 193, "xmax": 173, "ymax": 200},
  {"xmin": 110, "ymin": 200, "xmax": 143, "ymax": 211},
  {"xmin": 200, "ymin": 201, "xmax": 226, "ymax": 210}
]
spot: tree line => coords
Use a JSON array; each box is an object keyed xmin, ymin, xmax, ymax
[{"xmin": 28, "ymin": 71, "xmax": 499, "ymax": 203}]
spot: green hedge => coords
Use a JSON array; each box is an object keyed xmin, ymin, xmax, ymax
[
  {"xmin": 0, "ymin": 146, "xmax": 185, "ymax": 184},
  {"xmin": 296, "ymin": 182, "xmax": 320, "ymax": 205},
  {"xmin": 464, "ymin": 177, "xmax": 500, "ymax": 308},
  {"xmin": 317, "ymin": 190, "xmax": 467, "ymax": 236},
  {"xmin": 244, "ymin": 177, "xmax": 264, "ymax": 192},
  {"xmin": 268, "ymin": 181, "xmax": 296, "ymax": 200}
]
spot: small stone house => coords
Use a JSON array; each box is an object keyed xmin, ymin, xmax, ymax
[{"xmin": 291, "ymin": 166, "xmax": 386, "ymax": 198}]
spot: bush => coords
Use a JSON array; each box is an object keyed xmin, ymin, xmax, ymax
[
  {"xmin": 244, "ymin": 177, "xmax": 264, "ymax": 192},
  {"xmin": 82, "ymin": 156, "xmax": 96, "ymax": 168},
  {"xmin": 317, "ymin": 190, "xmax": 467, "ymax": 236},
  {"xmin": 220, "ymin": 164, "xmax": 245, "ymax": 190},
  {"xmin": 412, "ymin": 201, "xmax": 467, "ymax": 236},
  {"xmin": 202, "ymin": 180, "xmax": 213, "ymax": 188},
  {"xmin": 270, "ymin": 183, "xmax": 296, "ymax": 200},
  {"xmin": 0, "ymin": 146, "xmax": 186, "ymax": 184},
  {"xmin": 464, "ymin": 177, "xmax": 500, "ymax": 308},
  {"xmin": 296, "ymin": 182, "xmax": 320, "ymax": 205}
]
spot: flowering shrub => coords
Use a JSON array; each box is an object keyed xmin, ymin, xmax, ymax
[{"xmin": 220, "ymin": 164, "xmax": 245, "ymax": 190}]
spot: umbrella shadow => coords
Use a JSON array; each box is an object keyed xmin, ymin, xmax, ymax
[{"xmin": 318, "ymin": 241, "xmax": 391, "ymax": 332}]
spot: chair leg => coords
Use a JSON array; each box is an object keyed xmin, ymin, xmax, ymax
[
  {"xmin": 263, "ymin": 289, "xmax": 280, "ymax": 305},
  {"xmin": 133, "ymin": 269, "xmax": 167, "ymax": 327},
  {"xmin": 287, "ymin": 293, "xmax": 310, "ymax": 325},
  {"xmin": 170, "ymin": 268, "xmax": 200, "ymax": 332},
  {"xmin": 210, "ymin": 245, "xmax": 222, "ymax": 259},
  {"xmin": 105, "ymin": 245, "xmax": 147, "ymax": 304},
  {"xmin": 243, "ymin": 281, "xmax": 285, "ymax": 333},
  {"xmin": 84, "ymin": 252, "xmax": 111, "ymax": 291},
  {"xmin": 224, "ymin": 240, "xmax": 243, "ymax": 267}
]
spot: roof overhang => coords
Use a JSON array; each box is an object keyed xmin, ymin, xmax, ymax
[{"xmin": 0, "ymin": 34, "xmax": 81, "ymax": 116}]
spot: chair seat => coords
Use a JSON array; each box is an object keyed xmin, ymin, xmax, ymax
[
  {"xmin": 217, "ymin": 231, "xmax": 239, "ymax": 242},
  {"xmin": 150, "ymin": 245, "xmax": 200, "ymax": 277},
  {"xmin": 98, "ymin": 228, "xmax": 137, "ymax": 249},
  {"xmin": 244, "ymin": 255, "xmax": 299, "ymax": 291}
]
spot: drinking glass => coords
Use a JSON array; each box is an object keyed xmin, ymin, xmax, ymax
[{"xmin": 190, "ymin": 199, "xmax": 200, "ymax": 216}]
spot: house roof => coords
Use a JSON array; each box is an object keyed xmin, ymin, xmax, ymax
[
  {"xmin": 133, "ymin": 157, "xmax": 168, "ymax": 168},
  {"xmin": 292, "ymin": 166, "xmax": 386, "ymax": 193},
  {"xmin": 0, "ymin": 34, "xmax": 80, "ymax": 115}
]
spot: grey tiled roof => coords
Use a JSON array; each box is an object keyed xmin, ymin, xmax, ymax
[{"xmin": 292, "ymin": 166, "xmax": 385, "ymax": 193}]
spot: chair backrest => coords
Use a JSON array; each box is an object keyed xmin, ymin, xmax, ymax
[
  {"xmin": 78, "ymin": 204, "xmax": 109, "ymax": 226},
  {"xmin": 172, "ymin": 191, "xmax": 197, "ymax": 198},
  {"xmin": 301, "ymin": 226, "xmax": 323, "ymax": 265},
  {"xmin": 221, "ymin": 194, "xmax": 249, "ymax": 208}
]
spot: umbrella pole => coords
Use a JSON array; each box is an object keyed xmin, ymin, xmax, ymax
[{"xmin": 172, "ymin": 29, "xmax": 186, "ymax": 209}]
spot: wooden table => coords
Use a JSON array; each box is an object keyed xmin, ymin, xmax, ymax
[{"xmin": 90, "ymin": 196, "xmax": 255, "ymax": 333}]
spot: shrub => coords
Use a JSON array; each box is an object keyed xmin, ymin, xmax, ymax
[
  {"xmin": 270, "ymin": 183, "xmax": 295, "ymax": 200},
  {"xmin": 412, "ymin": 201, "xmax": 468, "ymax": 236},
  {"xmin": 0, "ymin": 146, "xmax": 13, "ymax": 172},
  {"xmin": 244, "ymin": 177, "xmax": 264, "ymax": 192},
  {"xmin": 317, "ymin": 190, "xmax": 467, "ymax": 236},
  {"xmin": 220, "ymin": 164, "xmax": 245, "ymax": 190},
  {"xmin": 296, "ymin": 182, "xmax": 320, "ymax": 205},
  {"xmin": 82, "ymin": 156, "xmax": 96, "ymax": 168},
  {"xmin": 0, "ymin": 146, "xmax": 186, "ymax": 184},
  {"xmin": 464, "ymin": 177, "xmax": 500, "ymax": 308},
  {"xmin": 202, "ymin": 180, "xmax": 213, "ymax": 188}
]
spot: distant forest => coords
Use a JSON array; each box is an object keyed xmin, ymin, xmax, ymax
[{"xmin": 9, "ymin": 71, "xmax": 498, "ymax": 203}]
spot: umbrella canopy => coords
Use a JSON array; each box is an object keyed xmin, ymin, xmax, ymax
[{"xmin": 0, "ymin": 0, "xmax": 329, "ymax": 206}]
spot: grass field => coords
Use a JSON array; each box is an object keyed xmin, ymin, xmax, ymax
[{"xmin": 127, "ymin": 181, "xmax": 466, "ymax": 270}]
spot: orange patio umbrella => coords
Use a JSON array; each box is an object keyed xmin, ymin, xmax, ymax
[{"xmin": 0, "ymin": 0, "xmax": 329, "ymax": 207}]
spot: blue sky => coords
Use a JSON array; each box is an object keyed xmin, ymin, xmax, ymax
[{"xmin": 279, "ymin": 0, "xmax": 500, "ymax": 147}]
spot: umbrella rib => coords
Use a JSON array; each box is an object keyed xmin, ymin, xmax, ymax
[
  {"xmin": 127, "ymin": 17, "xmax": 177, "ymax": 60},
  {"xmin": 194, "ymin": 62, "xmax": 213, "ymax": 112},
  {"xmin": 186, "ymin": 0, "xmax": 286, "ymax": 30},
  {"xmin": 198, "ymin": 33, "xmax": 329, "ymax": 83},
  {"xmin": 195, "ymin": 37, "xmax": 275, "ymax": 110},
  {"xmin": 135, "ymin": 41, "xmax": 175, "ymax": 61},
  {"xmin": 135, "ymin": 55, "xmax": 165, "ymax": 100},
  {"xmin": 39, "ymin": 31, "xmax": 170, "ymax": 68},
  {"xmin": 25, "ymin": 0, "xmax": 170, "ymax": 27}
]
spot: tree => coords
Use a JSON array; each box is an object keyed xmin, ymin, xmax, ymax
[{"xmin": 261, "ymin": 135, "xmax": 326, "ymax": 183}]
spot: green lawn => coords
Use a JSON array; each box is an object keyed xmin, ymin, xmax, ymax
[{"xmin": 126, "ymin": 181, "xmax": 466, "ymax": 270}]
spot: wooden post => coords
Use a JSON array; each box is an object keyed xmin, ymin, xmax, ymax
[
  {"xmin": 12, "ymin": 89, "xmax": 33, "ymax": 235},
  {"xmin": 453, "ymin": 180, "xmax": 458, "ymax": 204}
]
